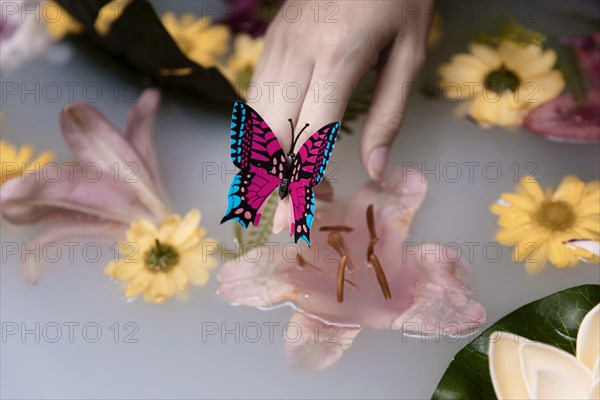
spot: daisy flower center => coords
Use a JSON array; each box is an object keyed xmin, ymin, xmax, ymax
[
  {"xmin": 534, "ymin": 200, "xmax": 576, "ymax": 232},
  {"xmin": 145, "ymin": 239, "xmax": 180, "ymax": 272},
  {"xmin": 484, "ymin": 64, "xmax": 520, "ymax": 93}
]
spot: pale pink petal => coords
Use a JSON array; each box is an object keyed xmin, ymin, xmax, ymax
[
  {"xmin": 19, "ymin": 221, "xmax": 126, "ymax": 284},
  {"xmin": 272, "ymin": 197, "xmax": 290, "ymax": 235},
  {"xmin": 0, "ymin": 166, "xmax": 148, "ymax": 225},
  {"xmin": 313, "ymin": 177, "xmax": 334, "ymax": 201},
  {"xmin": 217, "ymin": 247, "xmax": 297, "ymax": 307},
  {"xmin": 524, "ymin": 90, "xmax": 600, "ymax": 143},
  {"xmin": 389, "ymin": 245, "xmax": 487, "ymax": 336},
  {"xmin": 346, "ymin": 165, "xmax": 428, "ymax": 245},
  {"xmin": 60, "ymin": 98, "xmax": 168, "ymax": 216},
  {"xmin": 285, "ymin": 313, "xmax": 362, "ymax": 371},
  {"xmin": 125, "ymin": 89, "xmax": 165, "ymax": 195}
]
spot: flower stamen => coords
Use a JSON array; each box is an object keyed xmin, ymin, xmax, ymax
[
  {"xmin": 337, "ymin": 255, "xmax": 347, "ymax": 303},
  {"xmin": 296, "ymin": 254, "xmax": 323, "ymax": 272},
  {"xmin": 366, "ymin": 204, "xmax": 391, "ymax": 300},
  {"xmin": 144, "ymin": 239, "xmax": 180, "ymax": 272},
  {"xmin": 320, "ymin": 225, "xmax": 354, "ymax": 232},
  {"xmin": 534, "ymin": 200, "xmax": 576, "ymax": 232},
  {"xmin": 484, "ymin": 64, "xmax": 520, "ymax": 93}
]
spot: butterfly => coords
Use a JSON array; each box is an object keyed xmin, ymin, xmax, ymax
[{"xmin": 221, "ymin": 101, "xmax": 340, "ymax": 247}]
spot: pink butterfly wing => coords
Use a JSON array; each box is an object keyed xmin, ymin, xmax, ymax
[
  {"xmin": 288, "ymin": 122, "xmax": 340, "ymax": 245},
  {"xmin": 222, "ymin": 101, "xmax": 286, "ymax": 228}
]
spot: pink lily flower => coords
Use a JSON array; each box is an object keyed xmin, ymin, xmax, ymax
[
  {"xmin": 524, "ymin": 32, "xmax": 600, "ymax": 142},
  {"xmin": 218, "ymin": 166, "xmax": 487, "ymax": 370},
  {"xmin": 0, "ymin": 88, "xmax": 170, "ymax": 282}
]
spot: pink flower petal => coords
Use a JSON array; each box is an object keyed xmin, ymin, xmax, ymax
[
  {"xmin": 125, "ymin": 89, "xmax": 165, "ymax": 195},
  {"xmin": 0, "ymin": 166, "xmax": 148, "ymax": 225},
  {"xmin": 285, "ymin": 312, "xmax": 361, "ymax": 371},
  {"xmin": 217, "ymin": 247, "xmax": 296, "ymax": 307},
  {"xmin": 218, "ymin": 165, "xmax": 486, "ymax": 367},
  {"xmin": 389, "ymin": 245, "xmax": 486, "ymax": 335},
  {"xmin": 19, "ymin": 220, "xmax": 126, "ymax": 284},
  {"xmin": 524, "ymin": 90, "xmax": 600, "ymax": 143},
  {"xmin": 60, "ymin": 93, "xmax": 168, "ymax": 215}
]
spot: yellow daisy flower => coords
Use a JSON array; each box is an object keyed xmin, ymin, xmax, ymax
[
  {"xmin": 218, "ymin": 33, "xmax": 264, "ymax": 92},
  {"xmin": 94, "ymin": 0, "xmax": 132, "ymax": 37},
  {"xmin": 43, "ymin": 1, "xmax": 83, "ymax": 40},
  {"xmin": 161, "ymin": 12, "xmax": 230, "ymax": 68},
  {"xmin": 438, "ymin": 41, "xmax": 565, "ymax": 128},
  {"xmin": 0, "ymin": 140, "xmax": 54, "ymax": 185},
  {"xmin": 105, "ymin": 209, "xmax": 218, "ymax": 304},
  {"xmin": 491, "ymin": 176, "xmax": 600, "ymax": 274}
]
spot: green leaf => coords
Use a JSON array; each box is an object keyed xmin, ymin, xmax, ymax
[
  {"xmin": 432, "ymin": 284, "xmax": 600, "ymax": 400},
  {"xmin": 472, "ymin": 20, "xmax": 546, "ymax": 47},
  {"xmin": 230, "ymin": 191, "xmax": 278, "ymax": 258},
  {"xmin": 341, "ymin": 90, "xmax": 373, "ymax": 134}
]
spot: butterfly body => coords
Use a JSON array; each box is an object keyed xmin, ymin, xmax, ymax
[{"xmin": 221, "ymin": 101, "xmax": 340, "ymax": 246}]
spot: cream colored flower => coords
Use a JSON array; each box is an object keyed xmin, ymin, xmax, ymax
[
  {"xmin": 218, "ymin": 33, "xmax": 264, "ymax": 92},
  {"xmin": 491, "ymin": 175, "xmax": 599, "ymax": 274},
  {"xmin": 0, "ymin": 140, "xmax": 53, "ymax": 185},
  {"xmin": 489, "ymin": 304, "xmax": 600, "ymax": 399},
  {"xmin": 161, "ymin": 12, "xmax": 230, "ymax": 68},
  {"xmin": 105, "ymin": 209, "xmax": 218, "ymax": 304},
  {"xmin": 438, "ymin": 41, "xmax": 565, "ymax": 128}
]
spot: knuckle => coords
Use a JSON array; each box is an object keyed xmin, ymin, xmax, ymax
[{"xmin": 377, "ymin": 111, "xmax": 404, "ymax": 134}]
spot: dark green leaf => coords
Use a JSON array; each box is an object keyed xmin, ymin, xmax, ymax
[{"xmin": 432, "ymin": 284, "xmax": 600, "ymax": 400}]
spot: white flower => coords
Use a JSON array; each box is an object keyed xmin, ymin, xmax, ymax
[
  {"xmin": 489, "ymin": 304, "xmax": 600, "ymax": 399},
  {"xmin": 0, "ymin": 0, "xmax": 51, "ymax": 70}
]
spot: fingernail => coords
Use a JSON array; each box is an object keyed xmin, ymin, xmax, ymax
[{"xmin": 367, "ymin": 146, "xmax": 388, "ymax": 181}]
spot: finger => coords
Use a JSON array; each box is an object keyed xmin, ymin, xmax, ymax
[
  {"xmin": 247, "ymin": 27, "xmax": 315, "ymax": 151},
  {"xmin": 295, "ymin": 47, "xmax": 373, "ymax": 146},
  {"xmin": 360, "ymin": 31, "xmax": 427, "ymax": 181}
]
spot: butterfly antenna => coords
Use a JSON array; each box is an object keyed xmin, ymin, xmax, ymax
[
  {"xmin": 288, "ymin": 118, "xmax": 295, "ymax": 146},
  {"xmin": 291, "ymin": 123, "xmax": 310, "ymax": 152}
]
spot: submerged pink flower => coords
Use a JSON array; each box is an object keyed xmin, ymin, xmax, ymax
[
  {"xmin": 0, "ymin": 89, "xmax": 170, "ymax": 282},
  {"xmin": 524, "ymin": 32, "xmax": 600, "ymax": 142},
  {"xmin": 218, "ymin": 166, "xmax": 486, "ymax": 370}
]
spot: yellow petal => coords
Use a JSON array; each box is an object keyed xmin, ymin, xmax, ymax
[
  {"xmin": 518, "ymin": 49, "xmax": 557, "ymax": 80},
  {"xmin": 170, "ymin": 266, "xmax": 190, "ymax": 292},
  {"xmin": 157, "ymin": 214, "xmax": 181, "ymax": 242},
  {"xmin": 548, "ymin": 239, "xmax": 579, "ymax": 268},
  {"xmin": 512, "ymin": 230, "xmax": 550, "ymax": 262},
  {"xmin": 498, "ymin": 210, "xmax": 531, "ymax": 228},
  {"xmin": 111, "ymin": 260, "xmax": 144, "ymax": 281},
  {"xmin": 469, "ymin": 92, "xmax": 524, "ymax": 128},
  {"xmin": 496, "ymin": 226, "xmax": 527, "ymax": 245},
  {"xmin": 169, "ymin": 209, "xmax": 201, "ymax": 247},
  {"xmin": 498, "ymin": 42, "xmax": 543, "ymax": 72},
  {"xmin": 524, "ymin": 242, "xmax": 548, "ymax": 275},
  {"xmin": 146, "ymin": 272, "xmax": 175, "ymax": 303},
  {"xmin": 124, "ymin": 270, "xmax": 154, "ymax": 299},
  {"xmin": 468, "ymin": 43, "xmax": 501, "ymax": 68},
  {"xmin": 181, "ymin": 262, "xmax": 210, "ymax": 286},
  {"xmin": 517, "ymin": 176, "xmax": 545, "ymax": 202},
  {"xmin": 500, "ymin": 193, "xmax": 537, "ymax": 212},
  {"xmin": 518, "ymin": 71, "xmax": 564, "ymax": 108}
]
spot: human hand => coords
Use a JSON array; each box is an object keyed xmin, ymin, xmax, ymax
[{"xmin": 248, "ymin": 0, "xmax": 433, "ymax": 180}]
